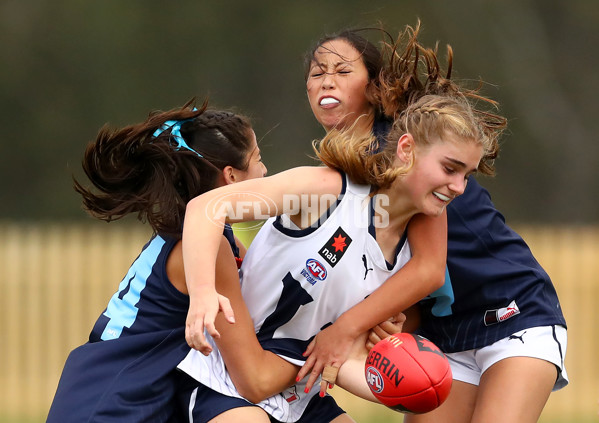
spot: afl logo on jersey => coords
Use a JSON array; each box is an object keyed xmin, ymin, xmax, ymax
[{"xmin": 301, "ymin": 259, "xmax": 327, "ymax": 285}]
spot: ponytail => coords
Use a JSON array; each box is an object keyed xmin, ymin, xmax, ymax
[{"xmin": 74, "ymin": 99, "xmax": 254, "ymax": 238}]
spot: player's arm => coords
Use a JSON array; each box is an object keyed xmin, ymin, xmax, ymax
[
  {"xmin": 212, "ymin": 236, "xmax": 299, "ymax": 403},
  {"xmin": 183, "ymin": 166, "xmax": 342, "ymax": 354},
  {"xmin": 298, "ymin": 211, "xmax": 447, "ymax": 394},
  {"xmin": 335, "ymin": 333, "xmax": 378, "ymax": 402},
  {"xmin": 335, "ymin": 317, "xmax": 405, "ymax": 403},
  {"xmin": 336, "ymin": 211, "xmax": 446, "ymax": 332},
  {"xmin": 168, "ymin": 238, "xmax": 298, "ymax": 403}
]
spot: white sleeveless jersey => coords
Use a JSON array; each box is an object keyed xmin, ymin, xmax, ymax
[{"xmin": 178, "ymin": 175, "xmax": 412, "ymax": 422}]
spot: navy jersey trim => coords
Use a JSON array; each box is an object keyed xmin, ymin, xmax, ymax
[
  {"xmin": 259, "ymin": 337, "xmax": 312, "ymax": 363},
  {"xmin": 223, "ymin": 224, "xmax": 240, "ymax": 259},
  {"xmin": 368, "ymin": 197, "xmax": 408, "ymax": 270},
  {"xmin": 371, "ymin": 116, "xmax": 392, "ymax": 153}
]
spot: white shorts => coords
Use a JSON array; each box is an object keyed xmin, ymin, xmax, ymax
[{"xmin": 445, "ymin": 325, "xmax": 568, "ymax": 391}]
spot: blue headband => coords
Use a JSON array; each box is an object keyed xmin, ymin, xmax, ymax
[{"xmin": 153, "ymin": 117, "xmax": 203, "ymax": 158}]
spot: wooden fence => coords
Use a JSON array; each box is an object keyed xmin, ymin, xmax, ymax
[{"xmin": 0, "ymin": 222, "xmax": 597, "ymax": 422}]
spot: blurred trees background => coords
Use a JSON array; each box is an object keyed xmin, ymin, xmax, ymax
[{"xmin": 1, "ymin": 0, "xmax": 597, "ymax": 223}]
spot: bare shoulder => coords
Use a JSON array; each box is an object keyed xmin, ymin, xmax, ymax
[{"xmin": 276, "ymin": 166, "xmax": 343, "ymax": 195}]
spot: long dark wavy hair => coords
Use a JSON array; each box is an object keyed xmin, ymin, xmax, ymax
[
  {"xmin": 73, "ymin": 99, "xmax": 254, "ymax": 239},
  {"xmin": 314, "ymin": 22, "xmax": 507, "ymax": 188}
]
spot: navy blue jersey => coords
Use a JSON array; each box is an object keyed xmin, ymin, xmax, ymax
[
  {"xmin": 416, "ymin": 178, "xmax": 566, "ymax": 352},
  {"xmin": 88, "ymin": 235, "xmax": 190, "ymax": 342},
  {"xmin": 372, "ymin": 116, "xmax": 566, "ymax": 353},
  {"xmin": 47, "ymin": 227, "xmax": 240, "ymax": 423}
]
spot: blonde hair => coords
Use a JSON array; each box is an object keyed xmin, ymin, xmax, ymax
[
  {"xmin": 315, "ymin": 95, "xmax": 491, "ymax": 189},
  {"xmin": 313, "ymin": 119, "xmax": 388, "ymax": 187},
  {"xmin": 314, "ymin": 22, "xmax": 506, "ymax": 188}
]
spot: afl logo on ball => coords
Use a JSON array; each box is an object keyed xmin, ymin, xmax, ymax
[{"xmin": 365, "ymin": 366, "xmax": 384, "ymax": 393}]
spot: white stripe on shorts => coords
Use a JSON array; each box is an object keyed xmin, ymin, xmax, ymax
[{"xmin": 188, "ymin": 387, "xmax": 198, "ymax": 423}]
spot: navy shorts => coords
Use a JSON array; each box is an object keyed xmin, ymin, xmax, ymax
[
  {"xmin": 175, "ymin": 372, "xmax": 345, "ymax": 423},
  {"xmin": 175, "ymin": 372, "xmax": 259, "ymax": 423},
  {"xmin": 269, "ymin": 394, "xmax": 346, "ymax": 423}
]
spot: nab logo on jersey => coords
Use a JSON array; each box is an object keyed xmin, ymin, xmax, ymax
[{"xmin": 318, "ymin": 227, "xmax": 352, "ymax": 267}]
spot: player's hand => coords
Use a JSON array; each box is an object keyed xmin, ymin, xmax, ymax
[
  {"xmin": 296, "ymin": 323, "xmax": 356, "ymax": 397},
  {"xmin": 366, "ymin": 312, "xmax": 406, "ymax": 350},
  {"xmin": 185, "ymin": 287, "xmax": 235, "ymax": 355}
]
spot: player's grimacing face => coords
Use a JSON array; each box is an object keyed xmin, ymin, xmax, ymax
[{"xmin": 306, "ymin": 39, "xmax": 372, "ymax": 132}]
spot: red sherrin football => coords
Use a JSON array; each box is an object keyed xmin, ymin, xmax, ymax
[{"xmin": 365, "ymin": 333, "xmax": 452, "ymax": 414}]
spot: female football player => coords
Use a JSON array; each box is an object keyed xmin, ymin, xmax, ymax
[
  {"xmin": 179, "ymin": 27, "xmax": 505, "ymax": 422},
  {"xmin": 46, "ymin": 101, "xmax": 266, "ymax": 423},
  {"xmin": 303, "ymin": 24, "xmax": 568, "ymax": 423}
]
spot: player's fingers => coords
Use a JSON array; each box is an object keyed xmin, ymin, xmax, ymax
[
  {"xmin": 377, "ymin": 320, "xmax": 402, "ymax": 338},
  {"xmin": 304, "ymin": 372, "xmax": 319, "ymax": 394},
  {"xmin": 302, "ymin": 339, "xmax": 316, "ymax": 357},
  {"xmin": 186, "ymin": 329, "xmax": 199, "ymax": 349},
  {"xmin": 319, "ymin": 379, "xmax": 329, "ymax": 397},
  {"xmin": 367, "ymin": 330, "xmax": 382, "ymax": 346},
  {"xmin": 198, "ymin": 342, "xmax": 212, "ymax": 356},
  {"xmin": 200, "ymin": 315, "xmax": 220, "ymax": 339},
  {"xmin": 365, "ymin": 339, "xmax": 375, "ymax": 351},
  {"xmin": 218, "ymin": 295, "xmax": 235, "ymax": 324},
  {"xmin": 189, "ymin": 315, "xmax": 212, "ymax": 355},
  {"xmin": 369, "ymin": 325, "xmax": 388, "ymax": 343},
  {"xmin": 189, "ymin": 327, "xmax": 212, "ymax": 355},
  {"xmin": 185, "ymin": 310, "xmax": 201, "ymax": 346},
  {"xmin": 296, "ymin": 354, "xmax": 316, "ymax": 382},
  {"xmin": 321, "ymin": 365, "xmax": 339, "ymax": 393},
  {"xmin": 304, "ymin": 362, "xmax": 325, "ymax": 394},
  {"xmin": 196, "ymin": 334, "xmax": 213, "ymax": 355},
  {"xmin": 186, "ymin": 317, "xmax": 203, "ymax": 348},
  {"xmin": 185, "ymin": 325, "xmax": 193, "ymax": 347},
  {"xmin": 392, "ymin": 312, "xmax": 407, "ymax": 325}
]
